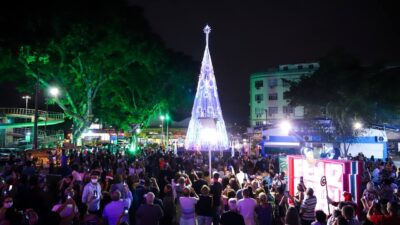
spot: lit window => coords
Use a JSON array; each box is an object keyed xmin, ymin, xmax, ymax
[
  {"xmin": 269, "ymin": 78, "xmax": 278, "ymax": 88},
  {"xmin": 269, "ymin": 93, "xmax": 278, "ymax": 100}
]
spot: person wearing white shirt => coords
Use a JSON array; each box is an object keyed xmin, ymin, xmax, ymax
[
  {"xmin": 82, "ymin": 172, "xmax": 102, "ymax": 213},
  {"xmin": 179, "ymin": 187, "xmax": 199, "ymax": 225},
  {"xmin": 237, "ymin": 188, "xmax": 257, "ymax": 225}
]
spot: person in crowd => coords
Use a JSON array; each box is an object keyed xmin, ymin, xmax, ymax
[
  {"xmin": 161, "ymin": 184, "xmax": 176, "ymax": 225},
  {"xmin": 193, "ymin": 171, "xmax": 208, "ymax": 195},
  {"xmin": 0, "ymin": 196, "xmax": 14, "ymax": 223},
  {"xmin": 102, "ymin": 190, "xmax": 128, "ymax": 225},
  {"xmin": 367, "ymin": 201, "xmax": 399, "ymax": 225},
  {"xmin": 52, "ymin": 188, "xmax": 79, "ymax": 225},
  {"xmin": 210, "ymin": 172, "xmax": 222, "ymax": 225},
  {"xmin": 327, "ymin": 210, "xmax": 342, "ymax": 225},
  {"xmin": 237, "ymin": 188, "xmax": 257, "ymax": 225},
  {"xmin": 179, "ymin": 187, "xmax": 199, "ymax": 225},
  {"xmin": 82, "ymin": 171, "xmax": 102, "ymax": 214},
  {"xmin": 342, "ymin": 205, "xmax": 360, "ymax": 225},
  {"xmin": 196, "ymin": 185, "xmax": 213, "ymax": 225},
  {"xmin": 220, "ymin": 198, "xmax": 245, "ymax": 225},
  {"xmin": 255, "ymin": 192, "xmax": 272, "ymax": 225},
  {"xmin": 300, "ymin": 188, "xmax": 317, "ymax": 225},
  {"xmin": 293, "ymin": 183, "xmax": 306, "ymax": 211},
  {"xmin": 136, "ymin": 192, "xmax": 163, "ymax": 225},
  {"xmin": 312, "ymin": 210, "xmax": 327, "ymax": 225},
  {"xmin": 285, "ymin": 206, "xmax": 301, "ymax": 225}
]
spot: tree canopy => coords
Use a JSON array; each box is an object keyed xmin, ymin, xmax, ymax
[
  {"xmin": 0, "ymin": 0, "xmax": 197, "ymax": 143},
  {"xmin": 285, "ymin": 50, "xmax": 400, "ymax": 155}
]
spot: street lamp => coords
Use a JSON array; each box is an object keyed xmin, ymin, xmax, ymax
[
  {"xmin": 22, "ymin": 95, "xmax": 31, "ymax": 112},
  {"xmin": 160, "ymin": 115, "xmax": 165, "ymax": 147},
  {"xmin": 44, "ymin": 87, "xmax": 60, "ymax": 146},
  {"xmin": 165, "ymin": 113, "xmax": 170, "ymax": 148},
  {"xmin": 353, "ymin": 122, "xmax": 363, "ymax": 130}
]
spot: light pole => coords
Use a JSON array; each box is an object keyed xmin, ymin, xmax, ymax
[
  {"xmin": 33, "ymin": 77, "xmax": 39, "ymax": 150},
  {"xmin": 45, "ymin": 87, "xmax": 59, "ymax": 146},
  {"xmin": 22, "ymin": 96, "xmax": 31, "ymax": 112},
  {"xmin": 160, "ymin": 115, "xmax": 165, "ymax": 148},
  {"xmin": 165, "ymin": 114, "xmax": 170, "ymax": 149}
]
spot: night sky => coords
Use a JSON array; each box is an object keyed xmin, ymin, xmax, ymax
[
  {"xmin": 1, "ymin": 0, "xmax": 399, "ymax": 126},
  {"xmin": 130, "ymin": 0, "xmax": 399, "ymax": 125}
]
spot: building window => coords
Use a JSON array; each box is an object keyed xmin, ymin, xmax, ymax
[
  {"xmin": 283, "ymin": 66, "xmax": 288, "ymax": 71},
  {"xmin": 269, "ymin": 107, "xmax": 278, "ymax": 115},
  {"xmin": 308, "ymin": 64, "xmax": 314, "ymax": 69},
  {"xmin": 283, "ymin": 106, "xmax": 293, "ymax": 114},
  {"xmin": 269, "ymin": 78, "xmax": 278, "ymax": 88},
  {"xmin": 297, "ymin": 65, "xmax": 303, "ymax": 70},
  {"xmin": 268, "ymin": 93, "xmax": 278, "ymax": 100},
  {"xmin": 255, "ymin": 80, "xmax": 263, "ymax": 89},
  {"xmin": 255, "ymin": 94, "xmax": 263, "ymax": 102}
]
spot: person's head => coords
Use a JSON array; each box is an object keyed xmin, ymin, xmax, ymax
[
  {"xmin": 145, "ymin": 192, "xmax": 155, "ymax": 205},
  {"xmin": 343, "ymin": 192, "xmax": 353, "ymax": 202},
  {"xmin": 332, "ymin": 209, "xmax": 342, "ymax": 218},
  {"xmin": 213, "ymin": 172, "xmax": 220, "ymax": 181},
  {"xmin": 201, "ymin": 185, "xmax": 210, "ymax": 195},
  {"xmin": 90, "ymin": 171, "xmax": 100, "ymax": 184},
  {"xmin": 285, "ymin": 207, "xmax": 300, "ymax": 225},
  {"xmin": 183, "ymin": 187, "xmax": 191, "ymax": 197},
  {"xmin": 334, "ymin": 216, "xmax": 349, "ymax": 225},
  {"xmin": 228, "ymin": 198, "xmax": 238, "ymax": 211},
  {"xmin": 259, "ymin": 192, "xmax": 267, "ymax": 204},
  {"xmin": 306, "ymin": 188, "xmax": 314, "ymax": 197},
  {"xmin": 242, "ymin": 188, "xmax": 250, "ymax": 198},
  {"xmin": 366, "ymin": 182, "xmax": 374, "ymax": 191},
  {"xmin": 164, "ymin": 184, "xmax": 173, "ymax": 196},
  {"xmin": 111, "ymin": 190, "xmax": 121, "ymax": 201},
  {"xmin": 387, "ymin": 201, "xmax": 398, "ymax": 215},
  {"xmin": 2, "ymin": 196, "xmax": 13, "ymax": 209},
  {"xmin": 341, "ymin": 205, "xmax": 355, "ymax": 219},
  {"xmin": 24, "ymin": 208, "xmax": 39, "ymax": 225},
  {"xmin": 297, "ymin": 183, "xmax": 305, "ymax": 192},
  {"xmin": 315, "ymin": 210, "xmax": 327, "ymax": 223}
]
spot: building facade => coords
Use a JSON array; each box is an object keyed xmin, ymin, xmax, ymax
[{"xmin": 250, "ymin": 62, "xmax": 319, "ymax": 127}]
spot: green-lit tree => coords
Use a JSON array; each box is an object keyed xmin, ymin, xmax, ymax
[
  {"xmin": 1, "ymin": 0, "xmax": 196, "ymax": 144},
  {"xmin": 284, "ymin": 51, "xmax": 398, "ymax": 156}
]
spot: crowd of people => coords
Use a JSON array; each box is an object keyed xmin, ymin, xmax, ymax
[{"xmin": 0, "ymin": 147, "xmax": 400, "ymax": 225}]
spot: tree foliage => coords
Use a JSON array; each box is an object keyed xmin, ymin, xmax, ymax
[
  {"xmin": 285, "ymin": 51, "xmax": 400, "ymax": 155},
  {"xmin": 0, "ymin": 0, "xmax": 197, "ymax": 143}
]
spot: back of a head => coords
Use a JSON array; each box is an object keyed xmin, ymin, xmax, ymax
[
  {"xmin": 315, "ymin": 210, "xmax": 327, "ymax": 223},
  {"xmin": 242, "ymin": 188, "xmax": 250, "ymax": 198},
  {"xmin": 213, "ymin": 172, "xmax": 220, "ymax": 180},
  {"xmin": 306, "ymin": 188, "xmax": 314, "ymax": 196},
  {"xmin": 111, "ymin": 190, "xmax": 121, "ymax": 201},
  {"xmin": 228, "ymin": 198, "xmax": 238, "ymax": 211},
  {"xmin": 285, "ymin": 207, "xmax": 300, "ymax": 225},
  {"xmin": 145, "ymin": 192, "xmax": 155, "ymax": 204},
  {"xmin": 341, "ymin": 205, "xmax": 354, "ymax": 219}
]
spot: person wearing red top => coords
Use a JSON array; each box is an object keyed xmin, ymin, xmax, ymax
[{"xmin": 367, "ymin": 201, "xmax": 399, "ymax": 225}]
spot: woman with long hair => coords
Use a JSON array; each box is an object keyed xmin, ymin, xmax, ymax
[{"xmin": 285, "ymin": 207, "xmax": 301, "ymax": 225}]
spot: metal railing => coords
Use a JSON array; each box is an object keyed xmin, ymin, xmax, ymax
[{"xmin": 0, "ymin": 108, "xmax": 64, "ymax": 120}]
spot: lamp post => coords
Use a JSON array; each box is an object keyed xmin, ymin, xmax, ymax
[
  {"xmin": 160, "ymin": 115, "xmax": 165, "ymax": 147},
  {"xmin": 165, "ymin": 114, "xmax": 170, "ymax": 149},
  {"xmin": 33, "ymin": 77, "xmax": 39, "ymax": 150},
  {"xmin": 45, "ymin": 87, "xmax": 59, "ymax": 146},
  {"xmin": 22, "ymin": 96, "xmax": 31, "ymax": 112}
]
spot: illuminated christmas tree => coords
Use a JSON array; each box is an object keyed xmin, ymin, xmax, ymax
[{"xmin": 185, "ymin": 25, "xmax": 229, "ymax": 151}]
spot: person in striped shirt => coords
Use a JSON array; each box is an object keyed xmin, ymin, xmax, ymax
[{"xmin": 300, "ymin": 188, "xmax": 317, "ymax": 225}]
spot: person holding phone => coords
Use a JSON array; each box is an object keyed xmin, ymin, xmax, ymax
[
  {"xmin": 52, "ymin": 189, "xmax": 78, "ymax": 225},
  {"xmin": 82, "ymin": 171, "xmax": 102, "ymax": 213},
  {"xmin": 103, "ymin": 190, "xmax": 129, "ymax": 225}
]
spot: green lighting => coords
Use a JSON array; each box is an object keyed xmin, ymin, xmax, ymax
[
  {"xmin": 165, "ymin": 113, "xmax": 170, "ymax": 121},
  {"xmin": 136, "ymin": 128, "xmax": 141, "ymax": 134}
]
